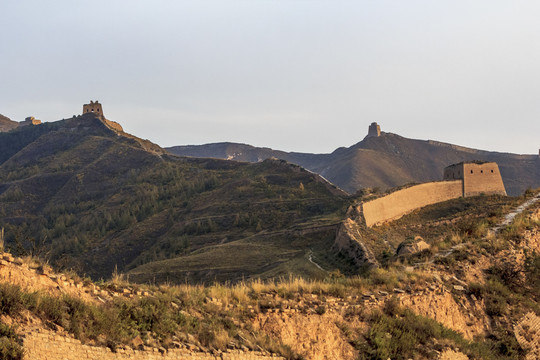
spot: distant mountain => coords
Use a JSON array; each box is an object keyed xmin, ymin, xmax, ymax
[
  {"xmin": 167, "ymin": 132, "xmax": 540, "ymax": 196},
  {"xmin": 0, "ymin": 113, "xmax": 348, "ymax": 283},
  {"xmin": 0, "ymin": 114, "xmax": 18, "ymax": 132}
]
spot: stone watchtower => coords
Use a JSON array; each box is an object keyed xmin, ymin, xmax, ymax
[
  {"xmin": 367, "ymin": 122, "xmax": 381, "ymax": 137},
  {"xmin": 82, "ymin": 100, "xmax": 104, "ymax": 117},
  {"xmin": 444, "ymin": 161, "xmax": 506, "ymax": 197}
]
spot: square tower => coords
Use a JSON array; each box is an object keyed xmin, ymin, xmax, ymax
[
  {"xmin": 444, "ymin": 161, "xmax": 506, "ymax": 196},
  {"xmin": 82, "ymin": 100, "xmax": 104, "ymax": 117},
  {"xmin": 367, "ymin": 122, "xmax": 381, "ymax": 137}
]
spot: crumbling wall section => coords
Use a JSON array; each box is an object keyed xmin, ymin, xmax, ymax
[{"xmin": 23, "ymin": 329, "xmax": 282, "ymax": 360}]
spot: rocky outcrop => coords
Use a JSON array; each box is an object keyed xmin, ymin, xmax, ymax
[
  {"xmin": 396, "ymin": 236, "xmax": 431, "ymax": 256},
  {"xmin": 0, "ymin": 253, "xmax": 96, "ymax": 303},
  {"xmin": 253, "ymin": 312, "xmax": 357, "ymax": 360},
  {"xmin": 400, "ymin": 289, "xmax": 490, "ymax": 340},
  {"xmin": 438, "ymin": 349, "xmax": 469, "ymax": 360},
  {"xmin": 334, "ymin": 218, "xmax": 378, "ymax": 269}
]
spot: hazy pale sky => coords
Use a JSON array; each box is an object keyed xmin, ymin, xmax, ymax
[{"xmin": 1, "ymin": 1, "xmax": 539, "ymax": 154}]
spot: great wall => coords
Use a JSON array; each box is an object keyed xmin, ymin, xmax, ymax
[
  {"xmin": 361, "ymin": 159, "xmax": 507, "ymax": 227},
  {"xmin": 353, "ymin": 123, "xmax": 509, "ymax": 228}
]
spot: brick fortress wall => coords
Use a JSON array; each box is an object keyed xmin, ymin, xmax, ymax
[
  {"xmin": 362, "ymin": 162, "xmax": 506, "ymax": 227},
  {"xmin": 444, "ymin": 162, "xmax": 506, "ymax": 197},
  {"xmin": 362, "ymin": 181, "xmax": 463, "ymax": 227}
]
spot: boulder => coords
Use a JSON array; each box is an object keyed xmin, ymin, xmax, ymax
[{"xmin": 397, "ymin": 236, "xmax": 431, "ymax": 256}]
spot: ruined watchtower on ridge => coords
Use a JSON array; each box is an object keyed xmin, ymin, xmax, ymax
[
  {"xmin": 82, "ymin": 100, "xmax": 104, "ymax": 117},
  {"xmin": 367, "ymin": 122, "xmax": 381, "ymax": 137},
  {"xmin": 444, "ymin": 161, "xmax": 506, "ymax": 197},
  {"xmin": 19, "ymin": 116, "xmax": 42, "ymax": 127}
]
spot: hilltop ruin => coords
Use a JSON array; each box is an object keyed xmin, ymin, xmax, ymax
[{"xmin": 83, "ymin": 100, "xmax": 104, "ymax": 117}]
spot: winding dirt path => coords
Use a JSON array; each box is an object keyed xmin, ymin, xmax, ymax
[{"xmin": 307, "ymin": 250, "xmax": 327, "ymax": 272}]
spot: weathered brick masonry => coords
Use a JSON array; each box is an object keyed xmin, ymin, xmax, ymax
[
  {"xmin": 362, "ymin": 180, "xmax": 463, "ymax": 227},
  {"xmin": 362, "ymin": 162, "xmax": 506, "ymax": 227},
  {"xmin": 23, "ymin": 329, "xmax": 283, "ymax": 360}
]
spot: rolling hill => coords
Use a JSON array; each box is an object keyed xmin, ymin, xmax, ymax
[
  {"xmin": 0, "ymin": 113, "xmax": 349, "ymax": 283},
  {"xmin": 167, "ymin": 132, "xmax": 540, "ymax": 196}
]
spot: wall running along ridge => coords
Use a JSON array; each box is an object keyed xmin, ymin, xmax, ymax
[{"xmin": 362, "ymin": 181, "xmax": 462, "ymax": 227}]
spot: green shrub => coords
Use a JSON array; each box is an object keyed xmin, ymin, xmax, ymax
[
  {"xmin": 357, "ymin": 300, "xmax": 458, "ymax": 359},
  {"xmin": 0, "ymin": 337, "xmax": 23, "ymax": 360},
  {"xmin": 0, "ymin": 284, "xmax": 35, "ymax": 316},
  {"xmin": 315, "ymin": 306, "xmax": 326, "ymax": 315},
  {"xmin": 0, "ymin": 322, "xmax": 23, "ymax": 360},
  {"xmin": 467, "ymin": 279, "xmax": 510, "ymax": 317},
  {"xmin": 524, "ymin": 254, "xmax": 540, "ymax": 294},
  {"xmin": 459, "ymin": 220, "xmax": 489, "ymax": 239},
  {"xmin": 356, "ymin": 299, "xmax": 523, "ymax": 360}
]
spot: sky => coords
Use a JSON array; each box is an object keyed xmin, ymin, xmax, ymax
[{"xmin": 1, "ymin": 1, "xmax": 539, "ymax": 155}]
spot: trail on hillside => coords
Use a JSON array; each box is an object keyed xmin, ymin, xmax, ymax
[
  {"xmin": 307, "ymin": 250, "xmax": 327, "ymax": 272},
  {"xmin": 491, "ymin": 192, "xmax": 540, "ymax": 234},
  {"xmin": 414, "ymin": 192, "xmax": 540, "ymax": 267}
]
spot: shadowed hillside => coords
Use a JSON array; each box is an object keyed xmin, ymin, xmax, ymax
[
  {"xmin": 0, "ymin": 114, "xmax": 349, "ymax": 283},
  {"xmin": 167, "ymin": 132, "xmax": 540, "ymax": 196}
]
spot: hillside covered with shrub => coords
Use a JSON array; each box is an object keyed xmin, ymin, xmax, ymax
[{"xmin": 0, "ymin": 114, "xmax": 348, "ymax": 282}]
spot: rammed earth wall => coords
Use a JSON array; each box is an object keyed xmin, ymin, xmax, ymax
[
  {"xmin": 23, "ymin": 329, "xmax": 283, "ymax": 360},
  {"xmin": 362, "ymin": 180, "xmax": 463, "ymax": 227}
]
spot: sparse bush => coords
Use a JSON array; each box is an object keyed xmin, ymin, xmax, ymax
[
  {"xmin": 524, "ymin": 254, "xmax": 540, "ymax": 293},
  {"xmin": 0, "ymin": 338, "xmax": 23, "ymax": 359},
  {"xmin": 489, "ymin": 261, "xmax": 524, "ymax": 289},
  {"xmin": 357, "ymin": 299, "xmax": 523, "ymax": 360},
  {"xmin": 369, "ymin": 268, "xmax": 400, "ymax": 289},
  {"xmin": 315, "ymin": 306, "xmax": 326, "ymax": 315},
  {"xmin": 470, "ymin": 279, "xmax": 510, "ymax": 317},
  {"xmin": 0, "ymin": 322, "xmax": 23, "ymax": 360},
  {"xmin": 459, "ymin": 220, "xmax": 489, "ymax": 239},
  {"xmin": 0, "ymin": 284, "xmax": 35, "ymax": 316}
]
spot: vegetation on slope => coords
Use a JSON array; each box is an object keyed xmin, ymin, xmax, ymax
[
  {"xmin": 0, "ymin": 265, "xmax": 532, "ymax": 359},
  {"xmin": 353, "ymin": 193, "xmax": 522, "ymax": 268},
  {"xmin": 0, "ymin": 115, "xmax": 349, "ymax": 283},
  {"xmin": 0, "ymin": 191, "xmax": 537, "ymax": 359}
]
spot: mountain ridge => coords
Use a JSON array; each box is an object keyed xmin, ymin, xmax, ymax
[{"xmin": 167, "ymin": 131, "xmax": 540, "ymax": 196}]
